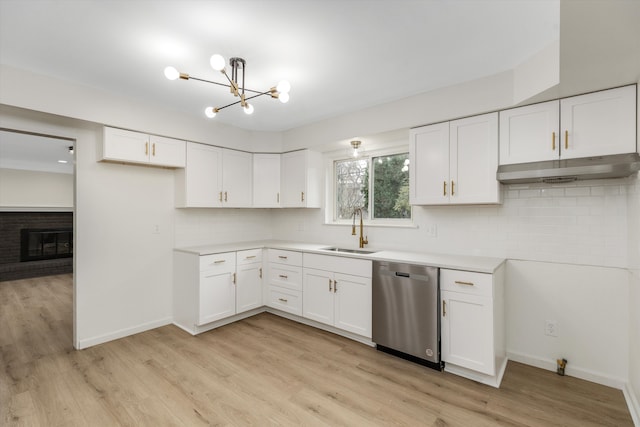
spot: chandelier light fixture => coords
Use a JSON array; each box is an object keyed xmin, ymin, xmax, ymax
[{"xmin": 164, "ymin": 54, "xmax": 290, "ymax": 118}]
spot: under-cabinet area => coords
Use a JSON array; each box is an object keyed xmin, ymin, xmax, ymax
[{"xmin": 173, "ymin": 241, "xmax": 506, "ymax": 387}]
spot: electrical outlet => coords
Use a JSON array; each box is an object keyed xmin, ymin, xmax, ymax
[
  {"xmin": 544, "ymin": 320, "xmax": 558, "ymax": 337},
  {"xmin": 152, "ymin": 224, "xmax": 160, "ymax": 234},
  {"xmin": 425, "ymin": 224, "xmax": 438, "ymax": 238}
]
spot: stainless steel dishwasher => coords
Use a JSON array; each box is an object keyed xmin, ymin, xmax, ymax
[{"xmin": 372, "ymin": 261, "xmax": 441, "ymax": 370}]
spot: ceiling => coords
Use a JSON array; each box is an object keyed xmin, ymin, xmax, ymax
[
  {"xmin": 0, "ymin": 0, "xmax": 560, "ymax": 133},
  {"xmin": 0, "ymin": 130, "xmax": 75, "ymax": 174}
]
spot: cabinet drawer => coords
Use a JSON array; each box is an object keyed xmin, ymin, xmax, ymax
[
  {"xmin": 269, "ymin": 265, "xmax": 302, "ymax": 290},
  {"xmin": 268, "ymin": 249, "xmax": 302, "ymax": 266},
  {"xmin": 237, "ymin": 249, "xmax": 262, "ymax": 265},
  {"xmin": 267, "ymin": 285, "xmax": 302, "ymax": 316},
  {"xmin": 200, "ymin": 252, "xmax": 236, "ymax": 273},
  {"xmin": 441, "ymin": 269, "xmax": 493, "ymax": 297}
]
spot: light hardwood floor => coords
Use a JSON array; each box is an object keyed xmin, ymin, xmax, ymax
[{"xmin": 0, "ymin": 274, "xmax": 634, "ymax": 426}]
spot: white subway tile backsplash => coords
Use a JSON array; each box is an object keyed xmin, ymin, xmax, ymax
[{"xmin": 565, "ymin": 187, "xmax": 591, "ymax": 197}]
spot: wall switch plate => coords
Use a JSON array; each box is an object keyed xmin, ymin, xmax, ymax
[
  {"xmin": 426, "ymin": 224, "xmax": 438, "ymax": 238},
  {"xmin": 545, "ymin": 320, "xmax": 558, "ymax": 337},
  {"xmin": 152, "ymin": 224, "xmax": 160, "ymax": 234}
]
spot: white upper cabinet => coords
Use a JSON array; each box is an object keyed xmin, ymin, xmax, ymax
[
  {"xmin": 175, "ymin": 143, "xmax": 252, "ymax": 208},
  {"xmin": 281, "ymin": 150, "xmax": 323, "ymax": 208},
  {"xmin": 500, "ymin": 85, "xmax": 636, "ymax": 165},
  {"xmin": 222, "ymin": 149, "xmax": 252, "ymax": 207},
  {"xmin": 410, "ymin": 112, "xmax": 500, "ymax": 205},
  {"xmin": 175, "ymin": 143, "xmax": 223, "ymax": 208},
  {"xmin": 499, "ymin": 101, "xmax": 559, "ymax": 165},
  {"xmin": 409, "ymin": 122, "xmax": 450, "ymax": 205},
  {"xmin": 560, "ymin": 85, "xmax": 637, "ymax": 159},
  {"xmin": 102, "ymin": 127, "xmax": 186, "ymax": 168},
  {"xmin": 253, "ymin": 153, "xmax": 281, "ymax": 207}
]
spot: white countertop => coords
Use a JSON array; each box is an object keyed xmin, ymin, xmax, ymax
[{"xmin": 175, "ymin": 240, "xmax": 505, "ymax": 274}]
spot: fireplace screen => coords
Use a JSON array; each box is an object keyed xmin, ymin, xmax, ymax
[{"xmin": 20, "ymin": 228, "xmax": 73, "ymax": 262}]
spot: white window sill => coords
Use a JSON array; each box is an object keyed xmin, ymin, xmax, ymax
[{"xmin": 323, "ymin": 221, "xmax": 418, "ymax": 229}]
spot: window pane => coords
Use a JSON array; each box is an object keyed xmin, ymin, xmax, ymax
[
  {"xmin": 335, "ymin": 158, "xmax": 369, "ymax": 220},
  {"xmin": 372, "ymin": 153, "xmax": 411, "ymax": 219}
]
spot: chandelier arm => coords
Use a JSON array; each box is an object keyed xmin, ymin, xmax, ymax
[
  {"xmin": 215, "ymin": 99, "xmax": 244, "ymax": 111},
  {"xmin": 189, "ymin": 76, "xmax": 232, "ymax": 90},
  {"xmin": 188, "ymin": 75, "xmax": 268, "ymax": 96}
]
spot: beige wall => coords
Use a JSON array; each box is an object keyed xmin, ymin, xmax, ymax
[{"xmin": 0, "ymin": 168, "xmax": 73, "ymax": 209}]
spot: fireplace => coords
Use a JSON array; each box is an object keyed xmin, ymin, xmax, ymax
[{"xmin": 20, "ymin": 228, "xmax": 73, "ymax": 262}]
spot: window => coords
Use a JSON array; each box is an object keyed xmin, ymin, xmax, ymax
[{"xmin": 334, "ymin": 152, "xmax": 411, "ymax": 222}]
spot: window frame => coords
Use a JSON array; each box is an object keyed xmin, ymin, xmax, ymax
[{"xmin": 326, "ymin": 145, "xmax": 414, "ymax": 227}]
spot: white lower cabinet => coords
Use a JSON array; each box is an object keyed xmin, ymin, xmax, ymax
[
  {"xmin": 173, "ymin": 249, "xmax": 263, "ymax": 334},
  {"xmin": 265, "ymin": 249, "xmax": 303, "ymax": 316},
  {"xmin": 236, "ymin": 249, "xmax": 264, "ymax": 314},
  {"xmin": 440, "ymin": 267, "xmax": 506, "ymax": 387},
  {"xmin": 302, "ymin": 253, "xmax": 372, "ymax": 338}
]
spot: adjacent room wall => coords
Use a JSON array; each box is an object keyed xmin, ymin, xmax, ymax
[{"xmin": 0, "ymin": 168, "xmax": 73, "ymax": 208}]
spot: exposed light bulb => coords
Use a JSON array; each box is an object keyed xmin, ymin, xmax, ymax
[
  {"xmin": 276, "ymin": 80, "xmax": 291, "ymax": 94},
  {"xmin": 243, "ymin": 103, "xmax": 254, "ymax": 115},
  {"xmin": 352, "ymin": 148, "xmax": 359, "ymax": 158},
  {"xmin": 210, "ymin": 54, "xmax": 226, "ymax": 71},
  {"xmin": 204, "ymin": 107, "xmax": 217, "ymax": 118},
  {"xmin": 278, "ymin": 92, "xmax": 290, "ymax": 103},
  {"xmin": 164, "ymin": 66, "xmax": 179, "ymax": 80}
]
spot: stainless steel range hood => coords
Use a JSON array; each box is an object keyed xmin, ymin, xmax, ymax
[{"xmin": 496, "ymin": 153, "xmax": 640, "ymax": 184}]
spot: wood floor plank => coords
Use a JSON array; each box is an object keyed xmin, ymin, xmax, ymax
[{"xmin": 0, "ymin": 274, "xmax": 634, "ymax": 426}]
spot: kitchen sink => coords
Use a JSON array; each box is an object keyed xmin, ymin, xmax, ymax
[{"xmin": 321, "ymin": 247, "xmax": 377, "ymax": 255}]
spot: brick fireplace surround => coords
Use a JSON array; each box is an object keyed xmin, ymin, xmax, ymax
[{"xmin": 0, "ymin": 212, "xmax": 73, "ymax": 281}]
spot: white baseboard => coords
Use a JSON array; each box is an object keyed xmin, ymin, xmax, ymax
[
  {"xmin": 623, "ymin": 382, "xmax": 640, "ymax": 427},
  {"xmin": 75, "ymin": 316, "xmax": 172, "ymax": 349},
  {"xmin": 507, "ymin": 351, "xmax": 627, "ymax": 390}
]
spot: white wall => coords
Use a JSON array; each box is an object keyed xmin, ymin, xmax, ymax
[
  {"xmin": 0, "ymin": 168, "xmax": 73, "ymax": 208},
  {"xmin": 0, "ymin": 105, "xmax": 179, "ymax": 348},
  {"xmin": 174, "ymin": 208, "xmax": 273, "ymax": 248}
]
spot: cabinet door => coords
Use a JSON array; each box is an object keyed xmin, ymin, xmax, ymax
[
  {"xmin": 441, "ymin": 290, "xmax": 494, "ymax": 375},
  {"xmin": 281, "ymin": 151, "xmax": 306, "ymax": 207},
  {"xmin": 560, "ymin": 85, "xmax": 636, "ymax": 159},
  {"xmin": 149, "ymin": 135, "xmax": 186, "ymax": 167},
  {"xmin": 222, "ymin": 149, "xmax": 252, "ymax": 207},
  {"xmin": 333, "ymin": 273, "xmax": 371, "ymax": 338},
  {"xmin": 409, "ymin": 122, "xmax": 450, "ymax": 205},
  {"xmin": 450, "ymin": 113, "xmax": 501, "ymax": 204},
  {"xmin": 302, "ymin": 268, "xmax": 334, "ymax": 326},
  {"xmin": 499, "ymin": 101, "xmax": 559, "ymax": 165},
  {"xmin": 199, "ymin": 270, "xmax": 236, "ymax": 324},
  {"xmin": 178, "ymin": 143, "xmax": 223, "ymax": 207},
  {"xmin": 102, "ymin": 127, "xmax": 149, "ymax": 164},
  {"xmin": 253, "ymin": 154, "xmax": 281, "ymax": 207},
  {"xmin": 236, "ymin": 262, "xmax": 263, "ymax": 314}
]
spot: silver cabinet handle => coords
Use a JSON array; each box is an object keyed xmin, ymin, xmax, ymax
[{"xmin": 278, "ymin": 298, "xmax": 288, "ymax": 303}]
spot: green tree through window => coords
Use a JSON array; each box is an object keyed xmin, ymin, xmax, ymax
[{"xmin": 335, "ymin": 152, "xmax": 410, "ymax": 221}]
